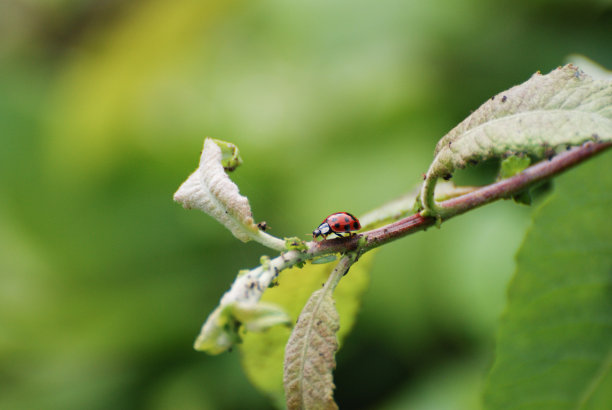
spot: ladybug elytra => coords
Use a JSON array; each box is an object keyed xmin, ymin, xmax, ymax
[{"xmin": 312, "ymin": 212, "xmax": 361, "ymax": 240}]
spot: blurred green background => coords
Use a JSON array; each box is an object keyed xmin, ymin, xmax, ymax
[{"xmin": 1, "ymin": 0, "xmax": 610, "ymax": 408}]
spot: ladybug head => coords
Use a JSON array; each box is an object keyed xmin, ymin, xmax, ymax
[{"xmin": 312, "ymin": 222, "xmax": 330, "ymax": 239}]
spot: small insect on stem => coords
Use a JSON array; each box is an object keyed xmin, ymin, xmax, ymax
[{"xmin": 312, "ymin": 212, "xmax": 361, "ymax": 240}]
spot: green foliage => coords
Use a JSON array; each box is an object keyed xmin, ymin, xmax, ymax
[
  {"xmin": 211, "ymin": 138, "xmax": 243, "ymax": 171},
  {"xmin": 284, "ymin": 237, "xmax": 308, "ymax": 251},
  {"xmin": 484, "ymin": 150, "xmax": 612, "ymax": 409},
  {"xmin": 499, "ymin": 155, "xmax": 533, "ymax": 204},
  {"xmin": 499, "ymin": 155, "xmax": 531, "ymax": 179},
  {"xmin": 2, "ymin": 0, "xmax": 611, "ymax": 408}
]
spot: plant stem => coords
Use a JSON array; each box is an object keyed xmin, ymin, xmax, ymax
[
  {"xmin": 213, "ymin": 141, "xmax": 610, "ymax": 316},
  {"xmin": 326, "ymin": 253, "xmax": 356, "ymax": 292},
  {"xmin": 194, "ymin": 141, "xmax": 610, "ymax": 354},
  {"xmin": 311, "ymin": 141, "xmax": 611, "ymax": 255}
]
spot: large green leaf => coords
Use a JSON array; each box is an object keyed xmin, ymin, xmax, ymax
[{"xmin": 483, "ymin": 149, "xmax": 612, "ymax": 409}]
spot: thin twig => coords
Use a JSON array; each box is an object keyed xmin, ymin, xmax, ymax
[
  {"xmin": 194, "ymin": 141, "xmax": 610, "ymax": 354},
  {"xmin": 310, "ymin": 141, "xmax": 611, "ymax": 255}
]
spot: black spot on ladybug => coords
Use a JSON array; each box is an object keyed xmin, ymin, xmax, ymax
[
  {"xmin": 502, "ymin": 95, "xmax": 507, "ymax": 103},
  {"xmin": 334, "ymin": 223, "xmax": 341, "ymax": 229},
  {"xmin": 344, "ymin": 217, "xmax": 349, "ymax": 223},
  {"xmin": 353, "ymin": 222, "xmax": 359, "ymax": 229},
  {"xmin": 343, "ymin": 224, "xmax": 351, "ymax": 231}
]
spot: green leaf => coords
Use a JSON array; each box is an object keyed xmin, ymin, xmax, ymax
[
  {"xmin": 421, "ymin": 64, "xmax": 612, "ymax": 217},
  {"xmin": 499, "ymin": 155, "xmax": 533, "ymax": 205},
  {"xmin": 311, "ymin": 255, "xmax": 338, "ymax": 265},
  {"xmin": 284, "ymin": 237, "xmax": 308, "ymax": 251},
  {"xmin": 211, "ymin": 138, "xmax": 243, "ymax": 171},
  {"xmin": 239, "ymin": 252, "xmax": 373, "ymax": 405},
  {"xmin": 498, "ymin": 155, "xmax": 531, "ymax": 179},
  {"xmin": 483, "ymin": 149, "xmax": 612, "ymax": 409}
]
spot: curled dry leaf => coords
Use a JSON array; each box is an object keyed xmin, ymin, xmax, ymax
[{"xmin": 174, "ymin": 138, "xmax": 259, "ymax": 242}]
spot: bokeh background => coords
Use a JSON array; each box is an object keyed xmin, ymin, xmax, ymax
[{"xmin": 1, "ymin": 0, "xmax": 611, "ymax": 408}]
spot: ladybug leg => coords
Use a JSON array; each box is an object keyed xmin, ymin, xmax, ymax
[{"xmin": 334, "ymin": 232, "xmax": 345, "ymax": 238}]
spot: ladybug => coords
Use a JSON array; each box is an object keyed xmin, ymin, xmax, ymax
[{"xmin": 312, "ymin": 212, "xmax": 361, "ymax": 240}]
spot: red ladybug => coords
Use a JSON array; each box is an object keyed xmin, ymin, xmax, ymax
[{"xmin": 312, "ymin": 212, "xmax": 361, "ymax": 239}]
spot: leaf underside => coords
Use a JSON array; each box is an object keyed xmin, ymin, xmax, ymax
[
  {"xmin": 284, "ymin": 286, "xmax": 340, "ymax": 410},
  {"xmin": 421, "ymin": 64, "xmax": 612, "ymax": 214},
  {"xmin": 483, "ymin": 150, "xmax": 612, "ymax": 409},
  {"xmin": 174, "ymin": 138, "xmax": 258, "ymax": 242}
]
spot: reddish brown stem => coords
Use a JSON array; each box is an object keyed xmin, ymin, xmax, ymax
[{"xmin": 309, "ymin": 141, "xmax": 611, "ymax": 256}]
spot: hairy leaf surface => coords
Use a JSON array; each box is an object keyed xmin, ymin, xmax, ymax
[
  {"xmin": 283, "ymin": 285, "xmax": 340, "ymax": 410},
  {"xmin": 421, "ymin": 64, "xmax": 612, "ymax": 215},
  {"xmin": 174, "ymin": 138, "xmax": 284, "ymax": 250},
  {"xmin": 174, "ymin": 138, "xmax": 257, "ymax": 241}
]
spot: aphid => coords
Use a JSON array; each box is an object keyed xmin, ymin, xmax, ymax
[{"xmin": 312, "ymin": 212, "xmax": 361, "ymax": 240}]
